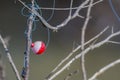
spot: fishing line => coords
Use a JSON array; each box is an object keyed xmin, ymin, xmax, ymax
[
  {"xmin": 45, "ymin": 0, "xmax": 55, "ymax": 47},
  {"xmin": 109, "ymin": 0, "xmax": 120, "ymax": 22},
  {"xmin": 21, "ymin": 0, "xmax": 56, "ymax": 77},
  {"xmin": 22, "ymin": 0, "xmax": 56, "ymax": 48}
]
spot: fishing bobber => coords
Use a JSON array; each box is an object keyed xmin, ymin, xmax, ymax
[{"xmin": 31, "ymin": 41, "xmax": 46, "ymax": 55}]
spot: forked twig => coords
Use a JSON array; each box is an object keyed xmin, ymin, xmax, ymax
[
  {"xmin": 46, "ymin": 26, "xmax": 109, "ymax": 79},
  {"xmin": 16, "ymin": 1, "xmax": 120, "ymax": 80},
  {"xmin": 18, "ymin": 0, "xmax": 102, "ymax": 31},
  {"xmin": 81, "ymin": 0, "xmax": 94, "ymax": 80},
  {"xmin": 47, "ymin": 29, "xmax": 120, "ymax": 80},
  {"xmin": 33, "ymin": 0, "xmax": 102, "ymax": 10}
]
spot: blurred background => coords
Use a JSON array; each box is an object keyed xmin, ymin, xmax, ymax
[{"xmin": 0, "ymin": 0, "xmax": 120, "ymax": 80}]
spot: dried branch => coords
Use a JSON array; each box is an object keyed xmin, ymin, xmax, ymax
[
  {"xmin": 0, "ymin": 34, "xmax": 21, "ymax": 80},
  {"xmin": 46, "ymin": 0, "xmax": 104, "ymax": 78},
  {"xmin": 47, "ymin": 29, "xmax": 120, "ymax": 80},
  {"xmin": 0, "ymin": 55, "xmax": 5, "ymax": 80},
  {"xmin": 18, "ymin": 0, "xmax": 102, "ymax": 31},
  {"xmin": 17, "ymin": 1, "xmax": 120, "ymax": 80},
  {"xmin": 18, "ymin": 0, "xmax": 58, "ymax": 31},
  {"xmin": 81, "ymin": 53, "xmax": 87, "ymax": 80},
  {"xmin": 81, "ymin": 0, "xmax": 94, "ymax": 80},
  {"xmin": 88, "ymin": 59, "xmax": 120, "ymax": 80},
  {"xmin": 107, "ymin": 41, "xmax": 120, "ymax": 44},
  {"xmin": 46, "ymin": 26, "xmax": 109, "ymax": 79},
  {"xmin": 0, "ymin": 65, "xmax": 5, "ymax": 80},
  {"xmin": 21, "ymin": 0, "xmax": 35, "ymax": 80},
  {"xmin": 81, "ymin": 0, "xmax": 93, "ymax": 50},
  {"xmin": 32, "ymin": 0, "xmax": 103, "ymax": 11}
]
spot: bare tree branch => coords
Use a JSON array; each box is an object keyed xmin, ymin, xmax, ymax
[
  {"xmin": 47, "ymin": 29, "xmax": 120, "ymax": 80},
  {"xmin": 88, "ymin": 59, "xmax": 120, "ymax": 80},
  {"xmin": 18, "ymin": 0, "xmax": 102, "ymax": 31},
  {"xmin": 81, "ymin": 0, "xmax": 93, "ymax": 50},
  {"xmin": 15, "ymin": 1, "xmax": 120, "ymax": 80},
  {"xmin": 0, "ymin": 55, "xmax": 5, "ymax": 80},
  {"xmin": 46, "ymin": 26, "xmax": 109, "ymax": 79},
  {"xmin": 21, "ymin": 0, "xmax": 35, "ymax": 80},
  {"xmin": 107, "ymin": 41, "xmax": 120, "ymax": 44},
  {"xmin": 81, "ymin": 0, "xmax": 94, "ymax": 80},
  {"xmin": 0, "ymin": 34, "xmax": 21, "ymax": 80},
  {"xmin": 32, "ymin": 0, "xmax": 103, "ymax": 11}
]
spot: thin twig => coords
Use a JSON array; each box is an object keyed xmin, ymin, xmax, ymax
[
  {"xmin": 81, "ymin": 0, "xmax": 93, "ymax": 50},
  {"xmin": 81, "ymin": 0, "xmax": 94, "ymax": 80},
  {"xmin": 47, "ymin": 30, "xmax": 120, "ymax": 80},
  {"xmin": 55, "ymin": 0, "xmax": 74, "ymax": 30},
  {"xmin": 18, "ymin": 0, "xmax": 102, "ymax": 31},
  {"xmin": 30, "ymin": 0, "xmax": 103, "ymax": 11},
  {"xmin": 46, "ymin": 26, "xmax": 109, "ymax": 79},
  {"xmin": 107, "ymin": 41, "xmax": 120, "ymax": 44},
  {"xmin": 88, "ymin": 59, "xmax": 120, "ymax": 80},
  {"xmin": 81, "ymin": 53, "xmax": 87, "ymax": 80},
  {"xmin": 18, "ymin": 0, "xmax": 58, "ymax": 31},
  {"xmin": 0, "ymin": 34, "xmax": 21, "ymax": 80},
  {"xmin": 0, "ymin": 56, "xmax": 5, "ymax": 80},
  {"xmin": 69, "ymin": 0, "xmax": 73, "ymax": 17}
]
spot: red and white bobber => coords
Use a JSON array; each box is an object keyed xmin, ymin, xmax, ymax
[{"xmin": 31, "ymin": 41, "xmax": 46, "ymax": 55}]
